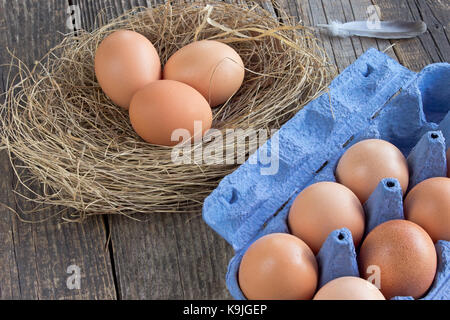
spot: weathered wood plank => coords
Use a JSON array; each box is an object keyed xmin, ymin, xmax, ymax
[
  {"xmin": 71, "ymin": 0, "xmax": 235, "ymax": 299},
  {"xmin": 0, "ymin": 0, "xmax": 116, "ymax": 299},
  {"xmin": 345, "ymin": 0, "xmax": 397, "ymax": 59},
  {"xmin": 372, "ymin": 0, "xmax": 449, "ymax": 71},
  {"xmin": 109, "ymin": 212, "xmax": 233, "ymax": 299},
  {"xmin": 414, "ymin": 0, "xmax": 450, "ymax": 61},
  {"xmin": 276, "ymin": 0, "xmax": 338, "ymax": 69},
  {"xmin": 73, "ymin": 0, "xmax": 165, "ymax": 30},
  {"xmin": 277, "ymin": 0, "xmax": 397, "ymax": 73},
  {"xmin": 0, "ymin": 154, "xmax": 20, "ymax": 299},
  {"xmin": 318, "ymin": 0, "xmax": 361, "ymax": 71}
]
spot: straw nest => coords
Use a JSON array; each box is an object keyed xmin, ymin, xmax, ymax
[{"xmin": 1, "ymin": 1, "xmax": 334, "ymax": 222}]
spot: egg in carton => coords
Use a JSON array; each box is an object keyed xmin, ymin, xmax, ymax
[{"xmin": 202, "ymin": 48, "xmax": 450, "ymax": 300}]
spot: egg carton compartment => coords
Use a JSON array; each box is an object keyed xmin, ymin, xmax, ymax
[{"xmin": 202, "ymin": 48, "xmax": 450, "ymax": 300}]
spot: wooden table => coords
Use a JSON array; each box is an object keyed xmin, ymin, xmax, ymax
[{"xmin": 0, "ymin": 0, "xmax": 448, "ymax": 300}]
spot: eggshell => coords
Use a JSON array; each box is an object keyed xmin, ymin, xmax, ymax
[
  {"xmin": 163, "ymin": 40, "xmax": 244, "ymax": 107},
  {"xmin": 359, "ymin": 220, "xmax": 437, "ymax": 299},
  {"xmin": 404, "ymin": 177, "xmax": 450, "ymax": 242},
  {"xmin": 238, "ymin": 233, "xmax": 318, "ymax": 300},
  {"xmin": 336, "ymin": 139, "xmax": 409, "ymax": 203},
  {"xmin": 288, "ymin": 181, "xmax": 365, "ymax": 254},
  {"xmin": 129, "ymin": 80, "xmax": 212, "ymax": 146},
  {"xmin": 313, "ymin": 276, "xmax": 385, "ymax": 300},
  {"xmin": 95, "ymin": 30, "xmax": 161, "ymax": 109}
]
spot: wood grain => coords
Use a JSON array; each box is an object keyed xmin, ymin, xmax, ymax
[
  {"xmin": 0, "ymin": 0, "xmax": 448, "ymax": 300},
  {"xmin": 373, "ymin": 0, "xmax": 449, "ymax": 71},
  {"xmin": 276, "ymin": 0, "xmax": 396, "ymax": 73},
  {"xmin": 72, "ymin": 0, "xmax": 165, "ymax": 29},
  {"xmin": 0, "ymin": 0, "xmax": 116, "ymax": 300}
]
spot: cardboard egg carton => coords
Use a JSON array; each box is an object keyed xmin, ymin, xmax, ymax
[{"xmin": 202, "ymin": 48, "xmax": 450, "ymax": 300}]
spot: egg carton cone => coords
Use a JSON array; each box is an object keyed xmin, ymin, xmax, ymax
[{"xmin": 202, "ymin": 48, "xmax": 450, "ymax": 300}]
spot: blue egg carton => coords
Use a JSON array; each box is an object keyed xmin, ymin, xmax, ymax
[{"xmin": 202, "ymin": 48, "xmax": 450, "ymax": 300}]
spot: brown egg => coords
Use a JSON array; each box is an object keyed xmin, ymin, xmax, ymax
[
  {"xmin": 447, "ymin": 148, "xmax": 450, "ymax": 178},
  {"xmin": 129, "ymin": 80, "xmax": 212, "ymax": 146},
  {"xmin": 336, "ymin": 139, "xmax": 409, "ymax": 203},
  {"xmin": 359, "ymin": 220, "xmax": 437, "ymax": 299},
  {"xmin": 313, "ymin": 276, "xmax": 385, "ymax": 300},
  {"xmin": 163, "ymin": 40, "xmax": 244, "ymax": 107},
  {"xmin": 404, "ymin": 177, "xmax": 450, "ymax": 242},
  {"xmin": 238, "ymin": 233, "xmax": 318, "ymax": 300},
  {"xmin": 95, "ymin": 30, "xmax": 161, "ymax": 109},
  {"xmin": 288, "ymin": 182, "xmax": 365, "ymax": 254}
]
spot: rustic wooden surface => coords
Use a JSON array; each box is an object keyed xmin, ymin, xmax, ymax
[
  {"xmin": 0, "ymin": 0, "xmax": 116, "ymax": 300},
  {"xmin": 0, "ymin": 0, "xmax": 448, "ymax": 299}
]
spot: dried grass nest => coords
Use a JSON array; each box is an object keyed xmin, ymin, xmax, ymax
[{"xmin": 1, "ymin": 1, "xmax": 334, "ymax": 222}]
